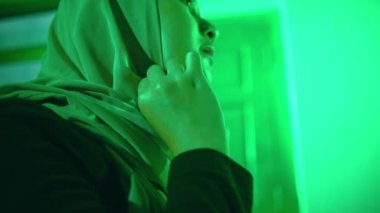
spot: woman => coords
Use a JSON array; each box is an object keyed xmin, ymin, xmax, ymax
[{"xmin": 0, "ymin": 0, "xmax": 253, "ymax": 212}]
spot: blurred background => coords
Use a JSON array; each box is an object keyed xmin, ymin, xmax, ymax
[{"xmin": 0, "ymin": 0, "xmax": 379, "ymax": 212}]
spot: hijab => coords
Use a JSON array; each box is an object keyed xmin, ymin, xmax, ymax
[{"xmin": 0, "ymin": 0, "xmax": 172, "ymax": 211}]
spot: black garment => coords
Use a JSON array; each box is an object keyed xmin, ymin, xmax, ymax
[{"xmin": 0, "ymin": 98, "xmax": 253, "ymax": 212}]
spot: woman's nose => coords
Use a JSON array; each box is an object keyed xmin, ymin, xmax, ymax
[{"xmin": 199, "ymin": 19, "xmax": 219, "ymax": 42}]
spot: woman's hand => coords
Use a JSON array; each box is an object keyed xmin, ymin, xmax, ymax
[{"xmin": 137, "ymin": 51, "xmax": 227, "ymax": 157}]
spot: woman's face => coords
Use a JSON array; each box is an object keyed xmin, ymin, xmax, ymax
[{"xmin": 159, "ymin": 0, "xmax": 218, "ymax": 80}]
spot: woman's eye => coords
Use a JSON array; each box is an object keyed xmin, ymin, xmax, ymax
[
  {"xmin": 184, "ymin": 0, "xmax": 196, "ymax": 8},
  {"xmin": 183, "ymin": 0, "xmax": 199, "ymax": 15},
  {"xmin": 186, "ymin": 0, "xmax": 194, "ymax": 6}
]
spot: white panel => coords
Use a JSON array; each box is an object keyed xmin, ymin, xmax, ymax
[
  {"xmin": 0, "ymin": 11, "xmax": 54, "ymax": 51},
  {"xmin": 0, "ymin": 61, "xmax": 40, "ymax": 84}
]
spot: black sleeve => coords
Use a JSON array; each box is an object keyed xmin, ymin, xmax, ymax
[
  {"xmin": 0, "ymin": 99, "xmax": 253, "ymax": 213},
  {"xmin": 0, "ymin": 99, "xmax": 126, "ymax": 213},
  {"xmin": 167, "ymin": 149, "xmax": 253, "ymax": 213},
  {"xmin": 0, "ymin": 103, "xmax": 111, "ymax": 212}
]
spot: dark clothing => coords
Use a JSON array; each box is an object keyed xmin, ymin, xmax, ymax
[{"xmin": 0, "ymin": 98, "xmax": 253, "ymax": 212}]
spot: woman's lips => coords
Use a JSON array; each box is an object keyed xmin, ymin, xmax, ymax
[
  {"xmin": 200, "ymin": 45, "xmax": 215, "ymax": 67},
  {"xmin": 201, "ymin": 45, "xmax": 215, "ymax": 57}
]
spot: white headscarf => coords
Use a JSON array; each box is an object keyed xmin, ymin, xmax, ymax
[{"xmin": 0, "ymin": 0, "xmax": 171, "ymax": 212}]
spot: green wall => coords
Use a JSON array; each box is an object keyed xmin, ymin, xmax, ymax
[
  {"xmin": 281, "ymin": 0, "xmax": 380, "ymax": 212},
  {"xmin": 201, "ymin": 0, "xmax": 380, "ymax": 212}
]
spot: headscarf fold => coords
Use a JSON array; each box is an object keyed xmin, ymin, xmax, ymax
[{"xmin": 0, "ymin": 0, "xmax": 171, "ymax": 212}]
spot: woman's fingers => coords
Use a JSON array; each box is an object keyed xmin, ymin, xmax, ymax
[
  {"xmin": 166, "ymin": 58, "xmax": 185, "ymax": 76},
  {"xmin": 147, "ymin": 65, "xmax": 165, "ymax": 81},
  {"xmin": 140, "ymin": 51, "xmax": 206, "ymax": 98},
  {"xmin": 146, "ymin": 52, "xmax": 204, "ymax": 82},
  {"xmin": 137, "ymin": 51, "xmax": 227, "ymax": 156},
  {"xmin": 137, "ymin": 77, "xmax": 149, "ymax": 97},
  {"xmin": 139, "ymin": 65, "xmax": 164, "ymax": 99}
]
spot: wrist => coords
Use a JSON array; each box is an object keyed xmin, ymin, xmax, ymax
[{"xmin": 171, "ymin": 138, "xmax": 227, "ymax": 157}]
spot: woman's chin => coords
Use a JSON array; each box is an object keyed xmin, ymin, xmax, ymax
[{"xmin": 202, "ymin": 58, "xmax": 213, "ymax": 83}]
